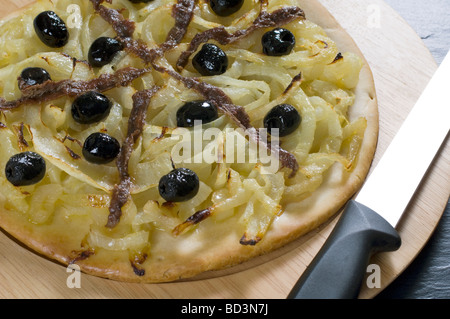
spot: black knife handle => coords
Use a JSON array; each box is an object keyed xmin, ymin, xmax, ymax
[{"xmin": 287, "ymin": 200, "xmax": 402, "ymax": 299}]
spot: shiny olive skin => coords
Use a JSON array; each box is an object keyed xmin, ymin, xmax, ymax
[
  {"xmin": 82, "ymin": 132, "xmax": 121, "ymax": 164},
  {"xmin": 5, "ymin": 152, "xmax": 46, "ymax": 186},
  {"xmin": 263, "ymin": 104, "xmax": 301, "ymax": 137},
  {"xmin": 209, "ymin": 0, "xmax": 244, "ymax": 16},
  {"xmin": 262, "ymin": 28, "xmax": 296, "ymax": 56},
  {"xmin": 71, "ymin": 91, "xmax": 112, "ymax": 124},
  {"xmin": 192, "ymin": 43, "xmax": 228, "ymax": 76},
  {"xmin": 20, "ymin": 67, "xmax": 52, "ymax": 87},
  {"xmin": 88, "ymin": 37, "xmax": 123, "ymax": 67},
  {"xmin": 158, "ymin": 168, "xmax": 200, "ymax": 202},
  {"xmin": 176, "ymin": 100, "xmax": 219, "ymax": 127},
  {"xmin": 33, "ymin": 11, "xmax": 69, "ymax": 48}
]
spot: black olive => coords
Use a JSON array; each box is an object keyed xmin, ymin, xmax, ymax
[
  {"xmin": 33, "ymin": 11, "xmax": 69, "ymax": 48},
  {"xmin": 71, "ymin": 91, "xmax": 112, "ymax": 124},
  {"xmin": 82, "ymin": 132, "xmax": 120, "ymax": 164},
  {"xmin": 158, "ymin": 168, "xmax": 200, "ymax": 202},
  {"xmin": 209, "ymin": 0, "xmax": 244, "ymax": 16},
  {"xmin": 176, "ymin": 100, "xmax": 219, "ymax": 127},
  {"xmin": 263, "ymin": 104, "xmax": 301, "ymax": 137},
  {"xmin": 262, "ymin": 28, "xmax": 296, "ymax": 56},
  {"xmin": 5, "ymin": 152, "xmax": 46, "ymax": 186},
  {"xmin": 192, "ymin": 43, "xmax": 228, "ymax": 76},
  {"xmin": 19, "ymin": 67, "xmax": 52, "ymax": 87},
  {"xmin": 88, "ymin": 37, "xmax": 123, "ymax": 68}
]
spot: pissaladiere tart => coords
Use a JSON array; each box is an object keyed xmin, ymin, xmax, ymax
[{"xmin": 0, "ymin": 0, "xmax": 377, "ymax": 282}]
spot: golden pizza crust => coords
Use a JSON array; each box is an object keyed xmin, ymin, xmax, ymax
[{"xmin": 0, "ymin": 0, "xmax": 378, "ymax": 283}]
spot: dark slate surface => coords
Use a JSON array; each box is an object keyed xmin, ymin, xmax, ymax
[{"xmin": 374, "ymin": 0, "xmax": 450, "ymax": 299}]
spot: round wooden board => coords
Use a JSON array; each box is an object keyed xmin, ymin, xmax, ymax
[{"xmin": 0, "ymin": 0, "xmax": 448, "ymax": 299}]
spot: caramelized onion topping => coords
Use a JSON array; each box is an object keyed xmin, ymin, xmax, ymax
[{"xmin": 0, "ymin": 0, "xmax": 304, "ymax": 229}]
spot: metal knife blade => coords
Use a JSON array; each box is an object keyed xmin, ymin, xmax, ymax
[
  {"xmin": 356, "ymin": 51, "xmax": 450, "ymax": 227},
  {"xmin": 288, "ymin": 50, "xmax": 450, "ymax": 299}
]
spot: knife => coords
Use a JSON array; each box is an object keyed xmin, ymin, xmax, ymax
[{"xmin": 287, "ymin": 50, "xmax": 450, "ymax": 299}]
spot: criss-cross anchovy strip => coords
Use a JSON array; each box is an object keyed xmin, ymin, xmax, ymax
[
  {"xmin": 176, "ymin": 0, "xmax": 305, "ymax": 69},
  {"xmin": 0, "ymin": 67, "xmax": 148, "ymax": 110},
  {"xmin": 107, "ymin": 86, "xmax": 160, "ymax": 228}
]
